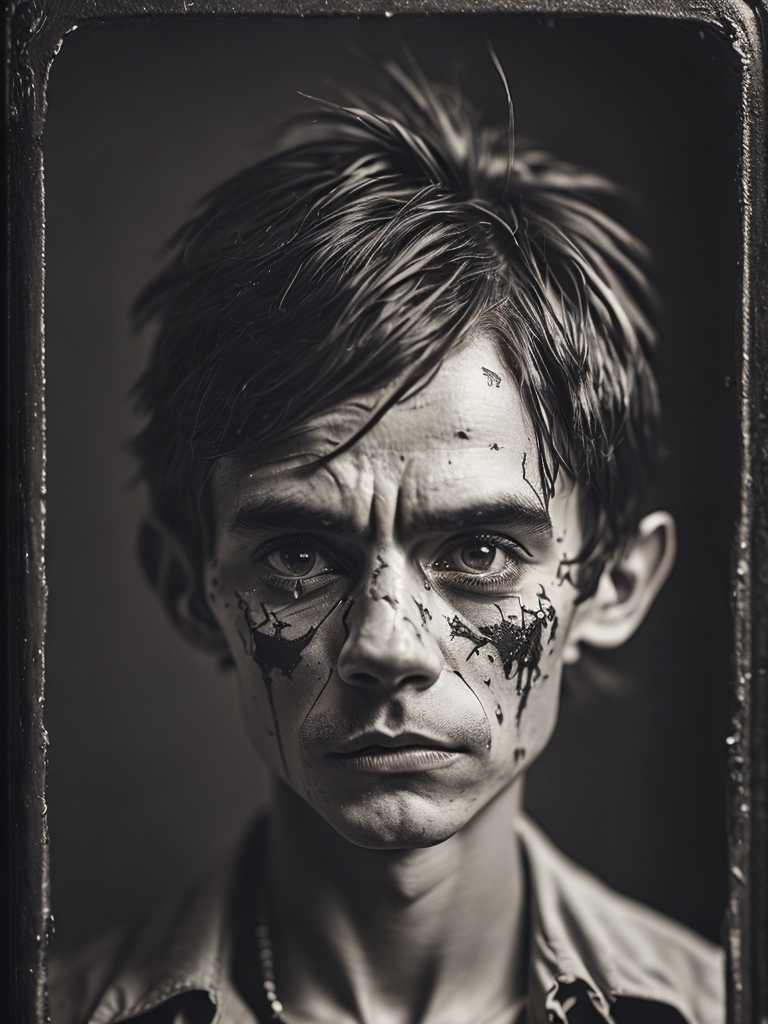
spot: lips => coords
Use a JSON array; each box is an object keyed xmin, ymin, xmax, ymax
[{"xmin": 327, "ymin": 731, "xmax": 465, "ymax": 774}]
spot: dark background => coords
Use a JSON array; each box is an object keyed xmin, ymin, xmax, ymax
[{"xmin": 44, "ymin": 13, "xmax": 739, "ymax": 953}]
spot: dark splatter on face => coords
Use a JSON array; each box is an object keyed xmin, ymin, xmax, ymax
[
  {"xmin": 514, "ymin": 747, "xmax": 526, "ymax": 763},
  {"xmin": 413, "ymin": 597, "xmax": 432, "ymax": 628},
  {"xmin": 370, "ymin": 553, "xmax": 388, "ymax": 587},
  {"xmin": 557, "ymin": 558, "xmax": 577, "ymax": 589},
  {"xmin": 455, "ymin": 430, "xmax": 469, "ymax": 440},
  {"xmin": 236, "ymin": 594, "xmax": 342, "ymax": 778},
  {"xmin": 238, "ymin": 598, "xmax": 319, "ymax": 680},
  {"xmin": 489, "ymin": 443, "xmax": 502, "ymax": 451},
  {"xmin": 495, "ymin": 704, "xmax": 504, "ymax": 725},
  {"xmin": 447, "ymin": 588, "xmax": 557, "ymax": 725}
]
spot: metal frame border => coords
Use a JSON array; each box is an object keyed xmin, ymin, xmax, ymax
[{"xmin": 4, "ymin": 2, "xmax": 767, "ymax": 1020}]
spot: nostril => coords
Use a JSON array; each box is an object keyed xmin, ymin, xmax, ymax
[
  {"xmin": 345, "ymin": 670, "xmax": 436, "ymax": 690},
  {"xmin": 401, "ymin": 674, "xmax": 433, "ymax": 691},
  {"xmin": 347, "ymin": 671, "xmax": 380, "ymax": 687}
]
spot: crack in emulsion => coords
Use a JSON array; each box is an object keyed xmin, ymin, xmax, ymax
[{"xmin": 447, "ymin": 588, "xmax": 557, "ymax": 725}]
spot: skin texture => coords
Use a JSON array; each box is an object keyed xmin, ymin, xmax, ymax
[
  {"xmin": 153, "ymin": 329, "xmax": 675, "ymax": 1024},
  {"xmin": 205, "ymin": 331, "xmax": 587, "ymax": 851}
]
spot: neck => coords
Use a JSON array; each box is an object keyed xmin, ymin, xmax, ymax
[{"xmin": 265, "ymin": 781, "xmax": 529, "ymax": 1024}]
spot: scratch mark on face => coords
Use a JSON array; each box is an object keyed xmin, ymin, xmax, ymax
[
  {"xmin": 300, "ymin": 666, "xmax": 334, "ymax": 732},
  {"xmin": 413, "ymin": 597, "xmax": 432, "ymax": 628},
  {"xmin": 446, "ymin": 587, "xmax": 557, "ymax": 725},
  {"xmin": 521, "ymin": 452, "xmax": 545, "ymax": 508},
  {"xmin": 481, "ymin": 366, "xmax": 502, "ymax": 388},
  {"xmin": 452, "ymin": 668, "xmax": 493, "ymax": 749}
]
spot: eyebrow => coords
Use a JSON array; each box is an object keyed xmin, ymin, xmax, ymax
[
  {"xmin": 227, "ymin": 493, "xmax": 364, "ymax": 538},
  {"xmin": 406, "ymin": 495, "xmax": 553, "ymax": 539},
  {"xmin": 227, "ymin": 491, "xmax": 552, "ymax": 541}
]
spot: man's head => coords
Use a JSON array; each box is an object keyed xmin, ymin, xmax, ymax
[{"xmin": 133, "ymin": 67, "xmax": 674, "ymax": 847}]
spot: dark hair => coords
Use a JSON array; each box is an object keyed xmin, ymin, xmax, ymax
[{"xmin": 132, "ymin": 63, "xmax": 661, "ymax": 600}]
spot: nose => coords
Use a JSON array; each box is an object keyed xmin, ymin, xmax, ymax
[{"xmin": 337, "ymin": 568, "xmax": 443, "ymax": 693}]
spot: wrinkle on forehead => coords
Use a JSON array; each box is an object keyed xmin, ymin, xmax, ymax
[{"xmin": 211, "ymin": 333, "xmax": 565, "ymax": 540}]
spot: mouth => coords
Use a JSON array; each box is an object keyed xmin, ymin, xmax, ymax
[{"xmin": 327, "ymin": 732, "xmax": 465, "ymax": 774}]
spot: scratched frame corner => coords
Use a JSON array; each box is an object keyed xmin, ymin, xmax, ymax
[{"xmin": 4, "ymin": 0, "xmax": 768, "ymax": 1021}]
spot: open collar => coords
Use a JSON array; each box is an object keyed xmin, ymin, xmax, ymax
[{"xmin": 60, "ymin": 815, "xmax": 723, "ymax": 1024}]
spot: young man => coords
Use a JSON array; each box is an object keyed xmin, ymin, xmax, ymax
[{"xmin": 50, "ymin": 67, "xmax": 724, "ymax": 1023}]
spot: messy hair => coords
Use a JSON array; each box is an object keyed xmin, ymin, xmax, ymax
[{"xmin": 133, "ymin": 63, "xmax": 661, "ymax": 600}]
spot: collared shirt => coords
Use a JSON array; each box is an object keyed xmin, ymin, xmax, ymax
[{"xmin": 49, "ymin": 815, "xmax": 724, "ymax": 1024}]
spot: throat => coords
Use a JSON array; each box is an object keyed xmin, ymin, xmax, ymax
[{"xmin": 263, "ymin": 781, "xmax": 529, "ymax": 1024}]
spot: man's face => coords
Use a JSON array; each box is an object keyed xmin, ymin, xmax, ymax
[{"xmin": 206, "ymin": 332, "xmax": 587, "ymax": 848}]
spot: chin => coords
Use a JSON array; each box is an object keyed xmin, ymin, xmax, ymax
[{"xmin": 317, "ymin": 791, "xmax": 474, "ymax": 850}]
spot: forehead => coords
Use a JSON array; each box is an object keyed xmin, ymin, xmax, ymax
[{"xmin": 212, "ymin": 332, "xmax": 564, "ymax": 531}]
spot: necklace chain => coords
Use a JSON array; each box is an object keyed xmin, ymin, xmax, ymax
[
  {"xmin": 255, "ymin": 899, "xmax": 527, "ymax": 1024},
  {"xmin": 256, "ymin": 913, "xmax": 286, "ymax": 1022}
]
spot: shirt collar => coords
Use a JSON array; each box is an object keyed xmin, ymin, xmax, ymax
[
  {"xmin": 515, "ymin": 815, "xmax": 724, "ymax": 1024},
  {"xmin": 76, "ymin": 814, "xmax": 723, "ymax": 1024}
]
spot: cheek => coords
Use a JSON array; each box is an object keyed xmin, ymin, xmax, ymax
[
  {"xmin": 440, "ymin": 584, "xmax": 568, "ymax": 741},
  {"xmin": 215, "ymin": 576, "xmax": 351, "ymax": 780}
]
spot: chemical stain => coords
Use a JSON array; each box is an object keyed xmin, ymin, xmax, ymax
[
  {"xmin": 370, "ymin": 553, "xmax": 388, "ymax": 587},
  {"xmin": 413, "ymin": 598, "xmax": 432, "ymax": 628},
  {"xmin": 447, "ymin": 588, "xmax": 557, "ymax": 725},
  {"xmin": 481, "ymin": 367, "xmax": 502, "ymax": 387},
  {"xmin": 238, "ymin": 598, "xmax": 318, "ymax": 680},
  {"xmin": 237, "ymin": 593, "xmax": 342, "ymax": 778}
]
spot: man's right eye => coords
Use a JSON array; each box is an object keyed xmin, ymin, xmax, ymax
[
  {"xmin": 252, "ymin": 537, "xmax": 346, "ymax": 597},
  {"xmin": 265, "ymin": 540, "xmax": 321, "ymax": 577}
]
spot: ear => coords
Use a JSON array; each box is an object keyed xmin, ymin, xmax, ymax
[
  {"xmin": 138, "ymin": 516, "xmax": 228, "ymax": 655},
  {"xmin": 562, "ymin": 511, "xmax": 677, "ymax": 663}
]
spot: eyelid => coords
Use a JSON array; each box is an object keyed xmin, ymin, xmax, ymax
[
  {"xmin": 250, "ymin": 533, "xmax": 331, "ymax": 565},
  {"xmin": 431, "ymin": 531, "xmax": 532, "ymax": 563}
]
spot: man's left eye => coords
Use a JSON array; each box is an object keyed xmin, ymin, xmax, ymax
[
  {"xmin": 435, "ymin": 540, "xmax": 508, "ymax": 575},
  {"xmin": 427, "ymin": 534, "xmax": 527, "ymax": 592}
]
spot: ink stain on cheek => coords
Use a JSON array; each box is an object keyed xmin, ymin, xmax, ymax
[
  {"xmin": 514, "ymin": 747, "xmax": 526, "ymax": 763},
  {"xmin": 413, "ymin": 597, "xmax": 432, "ymax": 628},
  {"xmin": 447, "ymin": 588, "xmax": 558, "ymax": 725},
  {"xmin": 238, "ymin": 598, "xmax": 318, "ymax": 680},
  {"xmin": 455, "ymin": 430, "xmax": 470, "ymax": 440},
  {"xmin": 236, "ymin": 593, "xmax": 338, "ymax": 779}
]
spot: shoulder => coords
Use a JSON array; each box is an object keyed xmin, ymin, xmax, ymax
[
  {"xmin": 516, "ymin": 815, "xmax": 724, "ymax": 1024},
  {"xmin": 47, "ymin": 860, "xmax": 238, "ymax": 1024}
]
